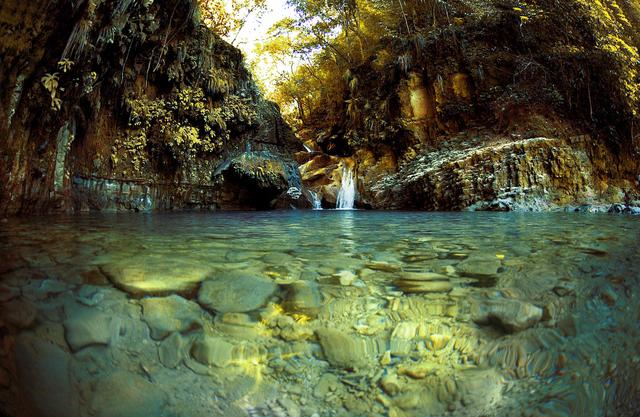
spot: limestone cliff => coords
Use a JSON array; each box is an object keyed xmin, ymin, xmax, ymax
[
  {"xmin": 0, "ymin": 0, "xmax": 303, "ymax": 215},
  {"xmin": 298, "ymin": 0, "xmax": 640, "ymax": 210}
]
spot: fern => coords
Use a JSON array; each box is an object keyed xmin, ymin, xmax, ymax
[
  {"xmin": 41, "ymin": 73, "xmax": 59, "ymax": 94},
  {"xmin": 57, "ymin": 58, "xmax": 74, "ymax": 73}
]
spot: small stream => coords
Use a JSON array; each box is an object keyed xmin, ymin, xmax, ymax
[{"xmin": 0, "ymin": 211, "xmax": 639, "ymax": 417}]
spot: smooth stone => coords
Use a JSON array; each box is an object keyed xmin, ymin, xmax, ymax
[
  {"xmin": 281, "ymin": 281, "xmax": 322, "ymax": 316},
  {"xmin": 398, "ymin": 272, "xmax": 450, "ymax": 281},
  {"xmin": 100, "ymin": 263, "xmax": 207, "ymax": 295},
  {"xmin": 15, "ymin": 333, "xmax": 80, "ymax": 417},
  {"xmin": 263, "ymin": 252, "xmax": 295, "ymax": 265},
  {"xmin": 141, "ymin": 295, "xmax": 203, "ymax": 340},
  {"xmin": 91, "ymin": 371, "xmax": 167, "ymax": 417},
  {"xmin": 315, "ymin": 328, "xmax": 371, "ymax": 369},
  {"xmin": 314, "ymin": 373, "xmax": 340, "ymax": 398},
  {"xmin": 394, "ymin": 279, "xmax": 453, "ymax": 294},
  {"xmin": 380, "ymin": 373, "xmax": 402, "ymax": 396},
  {"xmin": 159, "ymin": 332, "xmax": 184, "ymax": 368},
  {"xmin": 471, "ymin": 299, "xmax": 543, "ymax": 333},
  {"xmin": 190, "ymin": 335, "xmax": 234, "ymax": 367},
  {"xmin": 336, "ymin": 270, "xmax": 357, "ymax": 286},
  {"xmin": 198, "ymin": 271, "xmax": 277, "ymax": 313},
  {"xmin": 457, "ymin": 258, "xmax": 501, "ymax": 277},
  {"xmin": 63, "ymin": 308, "xmax": 112, "ymax": 352},
  {"xmin": 365, "ymin": 261, "xmax": 402, "ymax": 272}
]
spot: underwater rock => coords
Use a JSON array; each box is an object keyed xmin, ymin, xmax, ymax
[
  {"xmin": 336, "ymin": 270, "xmax": 357, "ymax": 286},
  {"xmin": 472, "ymin": 299, "xmax": 543, "ymax": 333},
  {"xmin": 394, "ymin": 276, "xmax": 453, "ymax": 294},
  {"xmin": 316, "ymin": 328, "xmax": 382, "ymax": 369},
  {"xmin": 158, "ymin": 332, "xmax": 184, "ymax": 369},
  {"xmin": 281, "ymin": 281, "xmax": 322, "ymax": 316},
  {"xmin": 100, "ymin": 263, "xmax": 207, "ymax": 295},
  {"xmin": 1, "ymin": 299, "xmax": 37, "ymax": 328},
  {"xmin": 90, "ymin": 371, "xmax": 167, "ymax": 417},
  {"xmin": 190, "ymin": 335, "xmax": 235, "ymax": 367},
  {"xmin": 366, "ymin": 261, "xmax": 402, "ymax": 272},
  {"xmin": 198, "ymin": 271, "xmax": 277, "ymax": 313},
  {"xmin": 15, "ymin": 333, "xmax": 80, "ymax": 417},
  {"xmin": 457, "ymin": 258, "xmax": 501, "ymax": 277},
  {"xmin": 63, "ymin": 308, "xmax": 112, "ymax": 351},
  {"xmin": 396, "ymin": 280, "xmax": 453, "ymax": 294},
  {"xmin": 380, "ymin": 373, "xmax": 404, "ymax": 396},
  {"xmin": 426, "ymin": 334, "xmax": 451, "ymax": 351},
  {"xmin": 141, "ymin": 295, "xmax": 203, "ymax": 340}
]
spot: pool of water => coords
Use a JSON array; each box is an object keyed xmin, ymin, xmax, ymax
[{"xmin": 1, "ymin": 211, "xmax": 639, "ymax": 417}]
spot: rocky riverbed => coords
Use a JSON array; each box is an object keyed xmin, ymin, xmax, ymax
[{"xmin": 1, "ymin": 212, "xmax": 640, "ymax": 417}]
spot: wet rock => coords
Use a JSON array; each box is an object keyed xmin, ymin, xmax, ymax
[
  {"xmin": 472, "ymin": 299, "xmax": 543, "ymax": 333},
  {"xmin": 314, "ymin": 373, "xmax": 340, "ymax": 398},
  {"xmin": 336, "ymin": 270, "xmax": 357, "ymax": 286},
  {"xmin": 315, "ymin": 328, "xmax": 379, "ymax": 369},
  {"xmin": 190, "ymin": 335, "xmax": 235, "ymax": 367},
  {"xmin": 198, "ymin": 271, "xmax": 277, "ymax": 313},
  {"xmin": 101, "ymin": 263, "xmax": 207, "ymax": 295},
  {"xmin": 63, "ymin": 307, "xmax": 112, "ymax": 351},
  {"xmin": 158, "ymin": 332, "xmax": 184, "ymax": 369},
  {"xmin": 394, "ymin": 278, "xmax": 453, "ymax": 294},
  {"xmin": 380, "ymin": 373, "xmax": 403, "ymax": 396},
  {"xmin": 15, "ymin": 333, "xmax": 80, "ymax": 417},
  {"xmin": 281, "ymin": 281, "xmax": 322, "ymax": 316},
  {"xmin": 91, "ymin": 371, "xmax": 167, "ymax": 417},
  {"xmin": 366, "ymin": 261, "xmax": 402, "ymax": 272},
  {"xmin": 141, "ymin": 295, "xmax": 203, "ymax": 340},
  {"xmin": 215, "ymin": 151, "xmax": 305, "ymax": 210},
  {"xmin": 457, "ymin": 258, "xmax": 501, "ymax": 277},
  {"xmin": 2, "ymin": 299, "xmax": 37, "ymax": 328},
  {"xmin": 0, "ymin": 284, "xmax": 20, "ymax": 302}
]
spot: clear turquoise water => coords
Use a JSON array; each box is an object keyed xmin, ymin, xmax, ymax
[{"xmin": 1, "ymin": 212, "xmax": 639, "ymax": 417}]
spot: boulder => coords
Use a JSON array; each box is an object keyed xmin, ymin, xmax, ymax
[
  {"xmin": 198, "ymin": 271, "xmax": 277, "ymax": 313},
  {"xmin": 15, "ymin": 333, "xmax": 80, "ymax": 417},
  {"xmin": 63, "ymin": 307, "xmax": 112, "ymax": 352},
  {"xmin": 90, "ymin": 371, "xmax": 167, "ymax": 417},
  {"xmin": 471, "ymin": 299, "xmax": 543, "ymax": 333},
  {"xmin": 141, "ymin": 295, "xmax": 203, "ymax": 340}
]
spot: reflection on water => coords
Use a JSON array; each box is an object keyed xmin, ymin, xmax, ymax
[{"xmin": 1, "ymin": 212, "xmax": 640, "ymax": 417}]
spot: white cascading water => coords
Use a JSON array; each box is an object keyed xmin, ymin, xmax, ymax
[
  {"xmin": 336, "ymin": 167, "xmax": 356, "ymax": 210},
  {"xmin": 309, "ymin": 191, "xmax": 323, "ymax": 210}
]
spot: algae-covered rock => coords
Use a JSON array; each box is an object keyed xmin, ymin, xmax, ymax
[
  {"xmin": 198, "ymin": 271, "xmax": 277, "ymax": 313},
  {"xmin": 15, "ymin": 333, "xmax": 80, "ymax": 417},
  {"xmin": 190, "ymin": 335, "xmax": 235, "ymax": 367},
  {"xmin": 141, "ymin": 295, "xmax": 203, "ymax": 340},
  {"xmin": 90, "ymin": 371, "xmax": 168, "ymax": 417},
  {"xmin": 101, "ymin": 262, "xmax": 208, "ymax": 295},
  {"xmin": 315, "ymin": 328, "xmax": 382, "ymax": 369},
  {"xmin": 472, "ymin": 299, "xmax": 543, "ymax": 333},
  {"xmin": 63, "ymin": 308, "xmax": 112, "ymax": 352}
]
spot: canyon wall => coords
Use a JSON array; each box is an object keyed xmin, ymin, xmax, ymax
[
  {"xmin": 298, "ymin": 0, "xmax": 640, "ymax": 211},
  {"xmin": 0, "ymin": 0, "xmax": 304, "ymax": 215}
]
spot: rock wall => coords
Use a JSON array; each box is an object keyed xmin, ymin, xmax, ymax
[
  {"xmin": 297, "ymin": 0, "xmax": 640, "ymax": 211},
  {"xmin": 0, "ymin": 0, "xmax": 304, "ymax": 215}
]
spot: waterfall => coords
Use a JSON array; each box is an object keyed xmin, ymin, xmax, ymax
[
  {"xmin": 336, "ymin": 167, "xmax": 356, "ymax": 210},
  {"xmin": 309, "ymin": 191, "xmax": 322, "ymax": 210}
]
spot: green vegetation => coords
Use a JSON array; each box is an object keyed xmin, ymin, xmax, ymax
[{"xmin": 253, "ymin": 0, "xmax": 640, "ymax": 154}]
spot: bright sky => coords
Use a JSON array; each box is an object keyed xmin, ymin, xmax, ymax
[{"xmin": 225, "ymin": 0, "xmax": 299, "ymax": 95}]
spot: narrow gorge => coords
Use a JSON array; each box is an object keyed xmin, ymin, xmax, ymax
[{"xmin": 1, "ymin": 1, "xmax": 640, "ymax": 417}]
